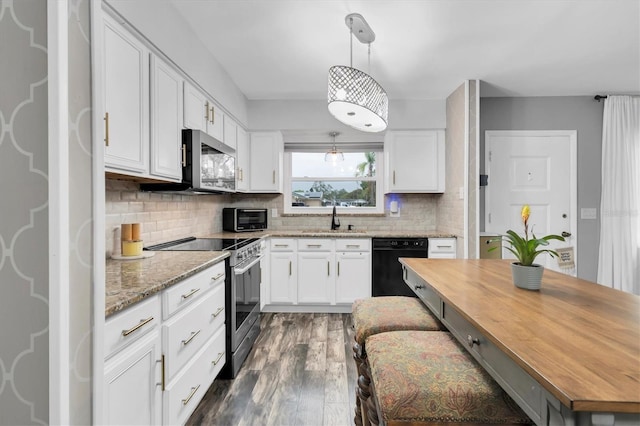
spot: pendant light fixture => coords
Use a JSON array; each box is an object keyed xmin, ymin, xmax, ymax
[
  {"xmin": 328, "ymin": 13, "xmax": 388, "ymax": 133},
  {"xmin": 325, "ymin": 131, "xmax": 344, "ymax": 162}
]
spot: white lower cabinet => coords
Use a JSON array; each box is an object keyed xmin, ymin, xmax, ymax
[
  {"xmin": 269, "ymin": 239, "xmax": 297, "ymax": 304},
  {"xmin": 428, "ymin": 238, "xmax": 457, "ymax": 258},
  {"xmin": 163, "ymin": 327, "xmax": 225, "ymax": 426},
  {"xmin": 265, "ymin": 238, "xmax": 370, "ymax": 310},
  {"xmin": 104, "ymin": 261, "xmax": 226, "ymax": 425}
]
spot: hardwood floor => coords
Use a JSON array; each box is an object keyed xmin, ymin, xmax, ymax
[{"xmin": 187, "ymin": 313, "xmax": 358, "ymax": 426}]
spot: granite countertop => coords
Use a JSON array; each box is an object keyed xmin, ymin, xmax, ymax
[
  {"xmin": 203, "ymin": 230, "xmax": 457, "ymax": 239},
  {"xmin": 105, "ymin": 251, "xmax": 229, "ymax": 317}
]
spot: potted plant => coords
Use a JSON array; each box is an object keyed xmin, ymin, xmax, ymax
[{"xmin": 489, "ymin": 205, "xmax": 565, "ymax": 290}]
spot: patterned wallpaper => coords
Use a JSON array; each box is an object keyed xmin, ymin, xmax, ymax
[
  {"xmin": 0, "ymin": 1, "xmax": 93, "ymax": 424},
  {"xmin": 0, "ymin": 1, "xmax": 50, "ymax": 423}
]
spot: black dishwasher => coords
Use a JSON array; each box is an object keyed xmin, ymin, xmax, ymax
[{"xmin": 372, "ymin": 238, "xmax": 428, "ymax": 296}]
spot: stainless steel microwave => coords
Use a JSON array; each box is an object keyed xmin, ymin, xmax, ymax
[
  {"xmin": 140, "ymin": 129, "xmax": 235, "ymax": 194},
  {"xmin": 223, "ymin": 208, "xmax": 268, "ymax": 232}
]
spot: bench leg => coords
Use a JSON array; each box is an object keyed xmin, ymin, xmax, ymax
[{"xmin": 353, "ymin": 340, "xmax": 371, "ymax": 426}]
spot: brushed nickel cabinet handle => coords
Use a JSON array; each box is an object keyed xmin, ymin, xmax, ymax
[
  {"xmin": 211, "ymin": 307, "xmax": 224, "ymax": 318},
  {"xmin": 274, "ymin": 244, "xmax": 289, "ymax": 248},
  {"xmin": 272, "ymin": 170, "xmax": 276, "ymax": 184},
  {"xmin": 212, "ymin": 352, "xmax": 224, "ymax": 366},
  {"xmin": 346, "ymin": 244, "xmax": 360, "ymax": 248},
  {"xmin": 212, "ymin": 272, "xmax": 224, "ymax": 281},
  {"xmin": 393, "ymin": 170, "xmax": 396, "ymax": 185},
  {"xmin": 210, "ymin": 105, "xmax": 215, "ymax": 124},
  {"xmin": 122, "ymin": 316, "xmax": 153, "ymax": 336},
  {"xmin": 337, "ymin": 261, "xmax": 340, "ymax": 276},
  {"xmin": 182, "ymin": 385, "xmax": 200, "ymax": 406},
  {"xmin": 204, "ymin": 101, "xmax": 210, "ymax": 121},
  {"xmin": 307, "ymin": 244, "xmax": 321, "ymax": 248},
  {"xmin": 289, "ymin": 261, "xmax": 292, "ymax": 276},
  {"xmin": 181, "ymin": 288, "xmax": 200, "ymax": 299},
  {"xmin": 181, "ymin": 329, "xmax": 201, "ymax": 346},
  {"xmin": 327, "ymin": 261, "xmax": 330, "ymax": 276},
  {"xmin": 181, "ymin": 143, "xmax": 187, "ymax": 167},
  {"xmin": 104, "ymin": 112, "xmax": 109, "ymax": 146}
]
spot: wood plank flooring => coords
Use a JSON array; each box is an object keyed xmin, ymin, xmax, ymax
[{"xmin": 186, "ymin": 313, "xmax": 358, "ymax": 426}]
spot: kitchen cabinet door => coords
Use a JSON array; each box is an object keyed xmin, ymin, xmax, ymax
[
  {"xmin": 103, "ymin": 13, "xmax": 149, "ymax": 174},
  {"xmin": 183, "ymin": 82, "xmax": 224, "ymax": 142},
  {"xmin": 269, "ymin": 251, "xmax": 297, "ymax": 304},
  {"xmin": 223, "ymin": 114, "xmax": 238, "ymax": 149},
  {"xmin": 335, "ymin": 251, "xmax": 371, "ymax": 304},
  {"xmin": 385, "ymin": 130, "xmax": 445, "ymax": 193},
  {"xmin": 103, "ymin": 330, "xmax": 162, "ymax": 426},
  {"xmin": 150, "ymin": 55, "xmax": 182, "ymax": 181},
  {"xmin": 249, "ymin": 132, "xmax": 283, "ymax": 193},
  {"xmin": 297, "ymin": 252, "xmax": 333, "ymax": 304},
  {"xmin": 235, "ymin": 127, "xmax": 249, "ymax": 191}
]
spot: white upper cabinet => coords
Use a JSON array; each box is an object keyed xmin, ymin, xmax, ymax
[
  {"xmin": 103, "ymin": 13, "xmax": 149, "ymax": 174},
  {"xmin": 150, "ymin": 55, "xmax": 183, "ymax": 181},
  {"xmin": 235, "ymin": 127, "xmax": 249, "ymax": 192},
  {"xmin": 183, "ymin": 81, "xmax": 224, "ymax": 143},
  {"xmin": 249, "ymin": 132, "xmax": 284, "ymax": 193},
  {"xmin": 385, "ymin": 130, "xmax": 445, "ymax": 193},
  {"xmin": 223, "ymin": 114, "xmax": 238, "ymax": 149}
]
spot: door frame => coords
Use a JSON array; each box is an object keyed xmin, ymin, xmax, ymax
[{"xmin": 484, "ymin": 130, "xmax": 578, "ymax": 273}]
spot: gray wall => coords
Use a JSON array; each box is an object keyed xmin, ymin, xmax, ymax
[
  {"xmin": 480, "ymin": 96, "xmax": 604, "ymax": 281},
  {"xmin": 0, "ymin": 0, "xmax": 49, "ymax": 423}
]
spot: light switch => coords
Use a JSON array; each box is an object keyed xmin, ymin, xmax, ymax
[
  {"xmin": 581, "ymin": 208, "xmax": 597, "ymax": 220},
  {"xmin": 271, "ymin": 208, "xmax": 278, "ymax": 218}
]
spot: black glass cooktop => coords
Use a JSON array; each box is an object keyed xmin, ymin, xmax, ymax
[{"xmin": 145, "ymin": 237, "xmax": 259, "ymax": 252}]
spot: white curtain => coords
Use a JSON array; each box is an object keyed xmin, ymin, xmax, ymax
[{"xmin": 597, "ymin": 95, "xmax": 640, "ymax": 295}]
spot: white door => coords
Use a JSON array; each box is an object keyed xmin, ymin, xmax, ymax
[{"xmin": 485, "ymin": 131, "xmax": 577, "ymax": 274}]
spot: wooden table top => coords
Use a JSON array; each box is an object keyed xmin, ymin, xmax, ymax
[{"xmin": 399, "ymin": 258, "xmax": 640, "ymax": 413}]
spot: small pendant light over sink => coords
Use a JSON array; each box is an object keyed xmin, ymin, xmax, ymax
[
  {"xmin": 325, "ymin": 132, "xmax": 344, "ymax": 162},
  {"xmin": 328, "ymin": 13, "xmax": 388, "ymax": 133}
]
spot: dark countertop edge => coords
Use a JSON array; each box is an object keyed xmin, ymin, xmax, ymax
[{"xmin": 105, "ymin": 251, "xmax": 230, "ymax": 317}]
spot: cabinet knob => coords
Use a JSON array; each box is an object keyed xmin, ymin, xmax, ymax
[
  {"xmin": 414, "ymin": 285, "xmax": 425, "ymax": 290},
  {"xmin": 467, "ymin": 335, "xmax": 480, "ymax": 348}
]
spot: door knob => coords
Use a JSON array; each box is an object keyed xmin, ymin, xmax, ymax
[{"xmin": 561, "ymin": 231, "xmax": 572, "ymax": 237}]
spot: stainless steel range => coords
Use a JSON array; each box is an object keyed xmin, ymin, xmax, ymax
[{"xmin": 146, "ymin": 236, "xmax": 264, "ymax": 378}]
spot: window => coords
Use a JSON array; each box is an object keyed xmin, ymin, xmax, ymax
[{"xmin": 284, "ymin": 149, "xmax": 384, "ymax": 214}]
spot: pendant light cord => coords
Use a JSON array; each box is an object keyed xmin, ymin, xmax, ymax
[{"xmin": 349, "ymin": 17, "xmax": 353, "ymax": 68}]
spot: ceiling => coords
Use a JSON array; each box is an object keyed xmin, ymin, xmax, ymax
[{"xmin": 169, "ymin": 0, "xmax": 640, "ymax": 101}]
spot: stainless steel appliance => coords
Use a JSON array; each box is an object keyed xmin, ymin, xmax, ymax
[
  {"xmin": 372, "ymin": 238, "xmax": 428, "ymax": 297},
  {"xmin": 141, "ymin": 129, "xmax": 235, "ymax": 194},
  {"xmin": 222, "ymin": 208, "xmax": 268, "ymax": 232},
  {"xmin": 145, "ymin": 236, "xmax": 263, "ymax": 378}
]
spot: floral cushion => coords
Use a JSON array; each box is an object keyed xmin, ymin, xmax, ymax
[
  {"xmin": 352, "ymin": 297, "xmax": 443, "ymax": 345},
  {"xmin": 367, "ymin": 331, "xmax": 532, "ymax": 424}
]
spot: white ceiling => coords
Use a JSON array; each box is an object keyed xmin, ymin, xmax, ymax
[{"xmin": 169, "ymin": 0, "xmax": 640, "ymax": 101}]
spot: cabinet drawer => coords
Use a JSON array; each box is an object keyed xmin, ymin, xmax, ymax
[
  {"xmin": 163, "ymin": 285, "xmax": 225, "ymax": 380},
  {"xmin": 163, "ymin": 261, "xmax": 225, "ymax": 319},
  {"xmin": 441, "ymin": 303, "xmax": 543, "ymax": 424},
  {"xmin": 164, "ymin": 327, "xmax": 225, "ymax": 426},
  {"xmin": 270, "ymin": 238, "xmax": 296, "ymax": 251},
  {"xmin": 403, "ymin": 267, "xmax": 441, "ymax": 316},
  {"xmin": 335, "ymin": 238, "xmax": 371, "ymax": 252},
  {"xmin": 297, "ymin": 238, "xmax": 333, "ymax": 251},
  {"xmin": 105, "ymin": 295, "xmax": 161, "ymax": 359},
  {"xmin": 428, "ymin": 238, "xmax": 456, "ymax": 258}
]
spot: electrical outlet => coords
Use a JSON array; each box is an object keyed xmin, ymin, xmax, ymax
[{"xmin": 271, "ymin": 208, "xmax": 278, "ymax": 218}]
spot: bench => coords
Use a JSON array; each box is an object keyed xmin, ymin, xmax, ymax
[
  {"xmin": 365, "ymin": 330, "xmax": 532, "ymax": 426},
  {"xmin": 352, "ymin": 297, "xmax": 444, "ymax": 425}
]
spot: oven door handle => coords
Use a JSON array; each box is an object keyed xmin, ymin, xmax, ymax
[{"xmin": 234, "ymin": 255, "xmax": 263, "ymax": 275}]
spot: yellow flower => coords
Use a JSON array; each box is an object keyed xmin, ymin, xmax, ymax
[{"xmin": 521, "ymin": 205, "xmax": 530, "ymax": 226}]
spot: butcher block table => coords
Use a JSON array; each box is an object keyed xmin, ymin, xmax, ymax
[{"xmin": 399, "ymin": 258, "xmax": 640, "ymax": 426}]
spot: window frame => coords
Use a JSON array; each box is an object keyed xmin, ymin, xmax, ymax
[{"xmin": 283, "ymin": 149, "xmax": 385, "ymax": 215}]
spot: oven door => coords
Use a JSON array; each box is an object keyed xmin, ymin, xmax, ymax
[{"xmin": 231, "ymin": 256, "xmax": 261, "ymax": 350}]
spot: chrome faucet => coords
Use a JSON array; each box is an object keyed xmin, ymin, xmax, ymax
[{"xmin": 331, "ymin": 205, "xmax": 340, "ymax": 230}]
